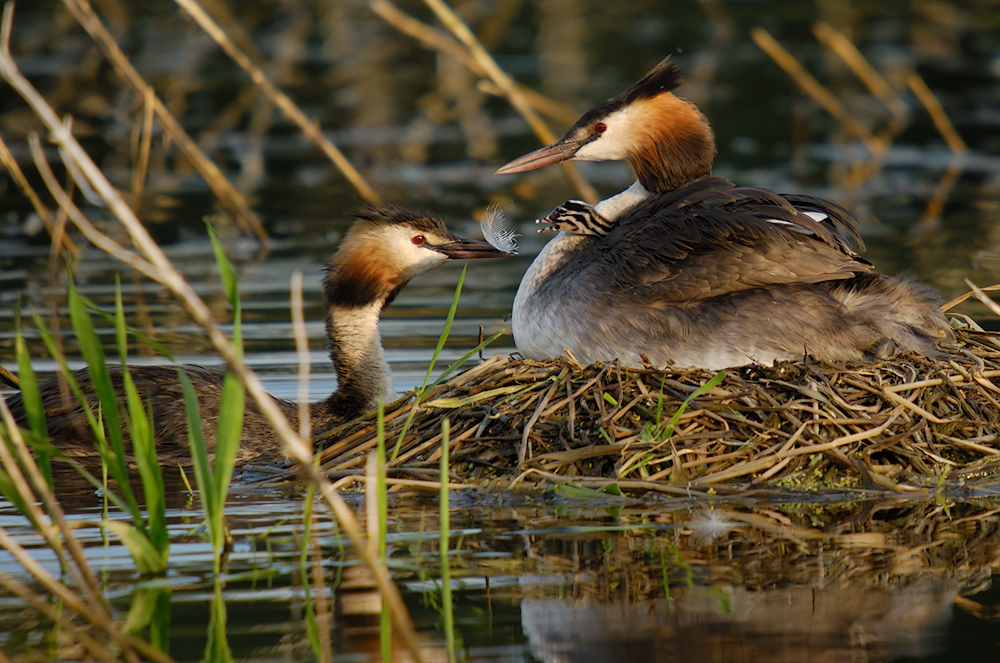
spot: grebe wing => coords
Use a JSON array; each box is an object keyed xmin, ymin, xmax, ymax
[{"xmin": 590, "ymin": 191, "xmax": 874, "ymax": 304}]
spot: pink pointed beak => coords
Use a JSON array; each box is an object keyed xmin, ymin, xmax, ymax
[
  {"xmin": 433, "ymin": 237, "xmax": 510, "ymax": 260},
  {"xmin": 495, "ymin": 138, "xmax": 588, "ymax": 174}
]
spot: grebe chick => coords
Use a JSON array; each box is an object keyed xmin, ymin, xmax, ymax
[
  {"xmin": 7, "ymin": 205, "xmax": 508, "ymax": 468},
  {"xmin": 496, "ymin": 62, "xmax": 950, "ymax": 369}
]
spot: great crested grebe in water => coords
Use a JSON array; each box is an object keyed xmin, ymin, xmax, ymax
[
  {"xmin": 7, "ymin": 205, "xmax": 508, "ymax": 467},
  {"xmin": 496, "ymin": 59, "xmax": 949, "ymax": 370}
]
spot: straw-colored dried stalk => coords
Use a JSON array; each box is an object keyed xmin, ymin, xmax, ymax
[
  {"xmin": 292, "ymin": 326, "xmax": 1000, "ymax": 496},
  {"xmin": 0, "ymin": 7, "xmax": 425, "ymax": 659}
]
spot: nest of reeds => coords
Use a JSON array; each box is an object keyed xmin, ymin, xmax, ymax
[{"xmin": 298, "ymin": 324, "xmax": 1000, "ymax": 495}]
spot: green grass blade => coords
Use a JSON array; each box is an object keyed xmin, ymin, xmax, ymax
[
  {"xmin": 206, "ymin": 222, "xmax": 245, "ymax": 565},
  {"xmin": 30, "ymin": 314, "xmax": 132, "ymax": 497},
  {"xmin": 77, "ymin": 291, "xmax": 174, "ymax": 359},
  {"xmin": 439, "ymin": 418, "xmax": 456, "ymax": 663},
  {"xmin": 660, "ymin": 548, "xmax": 672, "ymax": 614},
  {"xmin": 31, "ymin": 312, "xmax": 103, "ymax": 437},
  {"xmin": 177, "ymin": 368, "xmax": 218, "ymax": 541},
  {"xmin": 300, "ymin": 482, "xmax": 327, "ymax": 663},
  {"xmin": 101, "ymin": 520, "xmax": 166, "ymax": 576},
  {"xmin": 0, "ymin": 466, "xmax": 31, "ymax": 521},
  {"xmin": 123, "ymin": 586, "xmax": 171, "ymax": 653},
  {"xmin": 376, "ymin": 399, "xmax": 391, "ymax": 663},
  {"xmin": 208, "ymin": 223, "xmax": 242, "ymax": 359},
  {"xmin": 149, "ymin": 586, "xmax": 172, "ymax": 653},
  {"xmin": 114, "ymin": 282, "xmax": 168, "ymax": 560},
  {"xmin": 46, "ymin": 452, "xmax": 141, "ymax": 517},
  {"xmin": 204, "ymin": 580, "xmax": 234, "ymax": 663},
  {"xmin": 66, "ymin": 278, "xmax": 138, "ymax": 507},
  {"xmin": 376, "ymin": 399, "xmax": 388, "ymax": 558},
  {"xmin": 663, "ymin": 370, "xmax": 726, "ymax": 436},
  {"xmin": 423, "ymin": 265, "xmax": 465, "ymax": 387},
  {"xmin": 14, "ymin": 308, "xmax": 51, "ymax": 487},
  {"xmin": 391, "ymin": 267, "xmax": 467, "ymax": 461},
  {"xmin": 429, "ymin": 330, "xmax": 504, "ymax": 388},
  {"xmin": 620, "ymin": 370, "xmax": 727, "ymax": 479},
  {"xmin": 212, "ymin": 372, "xmax": 244, "ymax": 514}
]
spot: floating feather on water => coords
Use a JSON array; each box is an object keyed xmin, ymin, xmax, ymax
[
  {"xmin": 687, "ymin": 508, "xmax": 740, "ymax": 545},
  {"xmin": 480, "ymin": 200, "xmax": 519, "ymax": 255}
]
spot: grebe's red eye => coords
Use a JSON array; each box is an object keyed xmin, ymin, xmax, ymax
[
  {"xmin": 411, "ymin": 235, "xmax": 425, "ymax": 245},
  {"xmin": 593, "ymin": 122, "xmax": 607, "ymax": 134}
]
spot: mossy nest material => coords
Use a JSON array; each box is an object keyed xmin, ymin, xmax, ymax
[{"xmin": 305, "ymin": 326, "xmax": 1000, "ymax": 495}]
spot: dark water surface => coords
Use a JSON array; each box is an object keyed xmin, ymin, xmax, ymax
[
  {"xmin": 2, "ymin": 0, "xmax": 1000, "ymax": 660},
  {"xmin": 1, "ymin": 490, "xmax": 1000, "ymax": 662}
]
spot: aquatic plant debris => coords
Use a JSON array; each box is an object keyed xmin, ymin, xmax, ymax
[
  {"xmin": 479, "ymin": 200, "xmax": 519, "ymax": 255},
  {"xmin": 283, "ymin": 324, "xmax": 1000, "ymax": 497}
]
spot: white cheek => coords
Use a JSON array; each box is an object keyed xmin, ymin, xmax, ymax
[
  {"xmin": 387, "ymin": 234, "xmax": 447, "ymax": 277},
  {"xmin": 573, "ymin": 108, "xmax": 633, "ymax": 161}
]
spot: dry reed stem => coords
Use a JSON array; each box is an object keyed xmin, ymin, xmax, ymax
[
  {"xmin": 59, "ymin": 0, "xmax": 268, "ymax": 244},
  {"xmin": 920, "ymin": 162, "xmax": 964, "ymax": 228},
  {"xmin": 414, "ymin": 0, "xmax": 598, "ymax": 204},
  {"xmin": 881, "ymin": 388, "xmax": 949, "ymax": 423},
  {"xmin": 172, "ymin": 0, "xmax": 380, "ymax": 204},
  {"xmin": 335, "ymin": 473, "xmax": 464, "ymax": 493},
  {"xmin": 0, "ymin": 133, "xmax": 77, "ymax": 257},
  {"xmin": 519, "ymin": 368, "xmax": 566, "ymax": 466},
  {"xmin": 812, "ymin": 22, "xmax": 908, "ymax": 122},
  {"xmin": 292, "ymin": 271, "xmax": 312, "ymax": 442},
  {"xmin": 0, "ymin": 401, "xmax": 102, "ymax": 613},
  {"xmin": 0, "ymin": 363, "xmax": 19, "ymax": 389},
  {"xmin": 752, "ymin": 28, "xmax": 884, "ymax": 156},
  {"xmin": 369, "ymin": 0, "xmax": 578, "ymax": 126},
  {"xmin": 0, "ymin": 572, "xmax": 121, "ymax": 663},
  {"xmin": 942, "ymin": 284, "xmax": 1000, "ymax": 313},
  {"xmin": 0, "ymin": 9, "xmax": 425, "ymax": 659},
  {"xmin": 130, "ymin": 87, "xmax": 155, "ymax": 211},
  {"xmin": 29, "ymin": 135, "xmax": 160, "ymax": 276},
  {"xmin": 908, "ymin": 72, "xmax": 968, "ymax": 155},
  {"xmin": 965, "ymin": 280, "xmax": 1000, "ymax": 318}
]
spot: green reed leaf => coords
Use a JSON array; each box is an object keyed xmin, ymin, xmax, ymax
[
  {"xmin": 391, "ymin": 266, "xmax": 466, "ymax": 461},
  {"xmin": 14, "ymin": 307, "xmax": 50, "ymax": 487},
  {"xmin": 115, "ymin": 281, "xmax": 168, "ymax": 559},
  {"xmin": 65, "ymin": 278, "xmax": 142, "ymax": 519},
  {"xmin": 101, "ymin": 520, "xmax": 167, "ymax": 576}
]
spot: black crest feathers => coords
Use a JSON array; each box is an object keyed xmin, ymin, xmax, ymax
[
  {"xmin": 347, "ymin": 203, "xmax": 447, "ymax": 235},
  {"xmin": 573, "ymin": 58, "xmax": 683, "ymax": 130},
  {"xmin": 622, "ymin": 57, "xmax": 683, "ymax": 105}
]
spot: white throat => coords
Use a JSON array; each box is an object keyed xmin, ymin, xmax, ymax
[
  {"xmin": 328, "ymin": 302, "xmax": 395, "ymax": 410},
  {"xmin": 593, "ymin": 180, "xmax": 652, "ymax": 221},
  {"xmin": 512, "ymin": 232, "xmax": 590, "ymax": 358}
]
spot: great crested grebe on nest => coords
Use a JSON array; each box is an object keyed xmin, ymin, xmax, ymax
[{"xmin": 496, "ymin": 58, "xmax": 950, "ymax": 370}]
